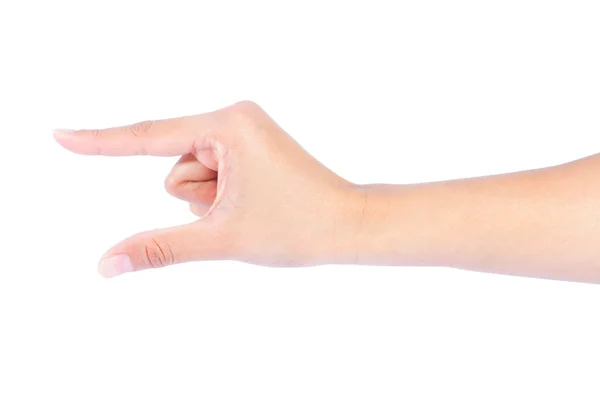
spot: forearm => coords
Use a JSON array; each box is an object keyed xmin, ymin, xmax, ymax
[{"xmin": 342, "ymin": 154, "xmax": 600, "ymax": 283}]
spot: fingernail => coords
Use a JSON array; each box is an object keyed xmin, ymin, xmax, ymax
[
  {"xmin": 98, "ymin": 255, "xmax": 134, "ymax": 278},
  {"xmin": 53, "ymin": 129, "xmax": 76, "ymax": 138}
]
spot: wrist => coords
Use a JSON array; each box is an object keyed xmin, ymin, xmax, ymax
[
  {"xmin": 331, "ymin": 179, "xmax": 481, "ymax": 268},
  {"xmin": 322, "ymin": 183, "xmax": 381, "ymax": 265},
  {"xmin": 326, "ymin": 182, "xmax": 429, "ymax": 267}
]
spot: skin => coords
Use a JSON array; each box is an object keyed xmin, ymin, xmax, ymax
[{"xmin": 54, "ymin": 101, "xmax": 600, "ymax": 283}]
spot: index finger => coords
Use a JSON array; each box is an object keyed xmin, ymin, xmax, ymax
[{"xmin": 53, "ymin": 114, "xmax": 210, "ymax": 156}]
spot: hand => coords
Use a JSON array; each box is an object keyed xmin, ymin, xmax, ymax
[{"xmin": 55, "ymin": 101, "xmax": 363, "ymax": 277}]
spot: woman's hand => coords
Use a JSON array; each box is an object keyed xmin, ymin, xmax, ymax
[
  {"xmin": 56, "ymin": 100, "xmax": 600, "ymax": 283},
  {"xmin": 55, "ymin": 101, "xmax": 363, "ymax": 277}
]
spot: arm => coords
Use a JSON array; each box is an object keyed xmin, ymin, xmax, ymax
[
  {"xmin": 345, "ymin": 156, "xmax": 600, "ymax": 283},
  {"xmin": 54, "ymin": 101, "xmax": 600, "ymax": 283}
]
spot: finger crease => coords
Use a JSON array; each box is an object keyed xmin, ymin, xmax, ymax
[{"xmin": 151, "ymin": 237, "xmax": 167, "ymax": 267}]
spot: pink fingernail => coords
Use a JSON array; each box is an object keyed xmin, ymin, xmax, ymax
[
  {"xmin": 53, "ymin": 129, "xmax": 76, "ymax": 138},
  {"xmin": 98, "ymin": 255, "xmax": 134, "ymax": 278}
]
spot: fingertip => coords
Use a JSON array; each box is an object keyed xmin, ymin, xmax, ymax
[
  {"xmin": 53, "ymin": 129, "xmax": 76, "ymax": 140},
  {"xmin": 190, "ymin": 203, "xmax": 208, "ymax": 218},
  {"xmin": 53, "ymin": 129, "xmax": 80, "ymax": 153},
  {"xmin": 98, "ymin": 254, "xmax": 135, "ymax": 278},
  {"xmin": 53, "ymin": 129, "xmax": 100, "ymax": 155}
]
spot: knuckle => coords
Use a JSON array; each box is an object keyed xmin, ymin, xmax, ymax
[
  {"xmin": 229, "ymin": 100, "xmax": 263, "ymax": 121},
  {"xmin": 189, "ymin": 203, "xmax": 206, "ymax": 217},
  {"xmin": 163, "ymin": 175, "xmax": 179, "ymax": 195},
  {"xmin": 141, "ymin": 238, "xmax": 174, "ymax": 268},
  {"xmin": 221, "ymin": 101, "xmax": 269, "ymax": 144},
  {"xmin": 128, "ymin": 120, "xmax": 154, "ymax": 137},
  {"xmin": 234, "ymin": 100, "xmax": 260, "ymax": 111}
]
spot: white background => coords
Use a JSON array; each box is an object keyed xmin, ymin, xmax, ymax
[{"xmin": 1, "ymin": 1, "xmax": 600, "ymax": 399}]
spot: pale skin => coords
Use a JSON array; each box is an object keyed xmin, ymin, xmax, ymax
[{"xmin": 54, "ymin": 101, "xmax": 600, "ymax": 283}]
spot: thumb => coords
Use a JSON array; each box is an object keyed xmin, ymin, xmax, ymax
[{"xmin": 98, "ymin": 222, "xmax": 227, "ymax": 278}]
